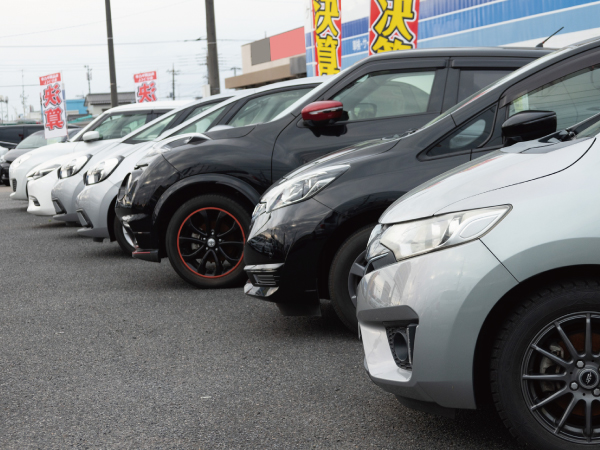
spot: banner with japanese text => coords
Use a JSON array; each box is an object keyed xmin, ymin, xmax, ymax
[
  {"xmin": 39, "ymin": 72, "xmax": 68, "ymax": 139},
  {"xmin": 369, "ymin": 0, "xmax": 419, "ymax": 55},
  {"xmin": 311, "ymin": 0, "xmax": 342, "ymax": 76},
  {"xmin": 134, "ymin": 71, "xmax": 158, "ymax": 103}
]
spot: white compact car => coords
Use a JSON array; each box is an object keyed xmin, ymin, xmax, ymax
[
  {"xmin": 25, "ymin": 95, "xmax": 231, "ymax": 220},
  {"xmin": 75, "ymin": 77, "xmax": 325, "ymax": 254},
  {"xmin": 9, "ymin": 100, "xmax": 189, "ymax": 201}
]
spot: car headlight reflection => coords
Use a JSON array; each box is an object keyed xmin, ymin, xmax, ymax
[
  {"xmin": 84, "ymin": 156, "xmax": 123, "ymax": 185},
  {"xmin": 262, "ymin": 164, "xmax": 349, "ymax": 213},
  {"xmin": 59, "ymin": 154, "xmax": 91, "ymax": 179},
  {"xmin": 368, "ymin": 206, "xmax": 511, "ymax": 262}
]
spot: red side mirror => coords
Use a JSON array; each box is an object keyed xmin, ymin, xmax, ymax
[{"xmin": 301, "ymin": 101, "xmax": 344, "ymax": 125}]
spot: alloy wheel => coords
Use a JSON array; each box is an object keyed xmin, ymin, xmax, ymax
[
  {"xmin": 176, "ymin": 207, "xmax": 245, "ymax": 278},
  {"xmin": 522, "ymin": 312, "xmax": 600, "ymax": 443},
  {"xmin": 347, "ymin": 250, "xmax": 367, "ymax": 308}
]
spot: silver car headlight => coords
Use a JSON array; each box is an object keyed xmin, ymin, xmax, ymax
[
  {"xmin": 28, "ymin": 164, "xmax": 61, "ymax": 181},
  {"xmin": 84, "ymin": 156, "xmax": 124, "ymax": 185},
  {"xmin": 12, "ymin": 154, "xmax": 31, "ymax": 169},
  {"xmin": 58, "ymin": 154, "xmax": 91, "ymax": 179},
  {"xmin": 367, "ymin": 206, "xmax": 511, "ymax": 262},
  {"xmin": 262, "ymin": 164, "xmax": 349, "ymax": 213}
]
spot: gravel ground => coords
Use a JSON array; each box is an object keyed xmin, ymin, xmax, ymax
[{"xmin": 0, "ymin": 185, "xmax": 517, "ymax": 449}]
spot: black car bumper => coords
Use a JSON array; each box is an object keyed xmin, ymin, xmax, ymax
[
  {"xmin": 243, "ymin": 198, "xmax": 335, "ymax": 316},
  {"xmin": 0, "ymin": 162, "xmax": 10, "ymax": 185}
]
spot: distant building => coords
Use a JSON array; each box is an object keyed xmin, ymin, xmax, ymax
[
  {"xmin": 225, "ymin": 28, "xmax": 307, "ymax": 90},
  {"xmin": 84, "ymin": 92, "xmax": 135, "ymax": 115},
  {"xmin": 66, "ymin": 98, "xmax": 88, "ymax": 121}
]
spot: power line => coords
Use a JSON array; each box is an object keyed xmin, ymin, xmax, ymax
[{"xmin": 0, "ymin": 38, "xmax": 253, "ymax": 48}]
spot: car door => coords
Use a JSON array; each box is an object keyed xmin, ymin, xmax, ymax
[{"xmin": 271, "ymin": 58, "xmax": 449, "ymax": 179}]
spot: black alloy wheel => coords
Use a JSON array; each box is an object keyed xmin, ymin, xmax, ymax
[
  {"xmin": 114, "ymin": 216, "xmax": 136, "ymax": 256},
  {"xmin": 330, "ymin": 225, "xmax": 375, "ymax": 332},
  {"xmin": 166, "ymin": 194, "xmax": 250, "ymax": 289},
  {"xmin": 492, "ymin": 279, "xmax": 600, "ymax": 449}
]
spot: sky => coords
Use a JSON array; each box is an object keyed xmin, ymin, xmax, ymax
[{"xmin": 0, "ymin": 0, "xmax": 307, "ymax": 120}]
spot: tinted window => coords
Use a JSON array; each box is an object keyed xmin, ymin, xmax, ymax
[
  {"xmin": 228, "ymin": 88, "xmax": 313, "ymax": 128},
  {"xmin": 87, "ymin": 112, "xmax": 153, "ymax": 140},
  {"xmin": 509, "ymin": 64, "xmax": 600, "ymax": 130},
  {"xmin": 457, "ymin": 70, "xmax": 513, "ymax": 103},
  {"xmin": 332, "ymin": 70, "xmax": 436, "ymax": 121},
  {"xmin": 176, "ymin": 106, "xmax": 227, "ymax": 135},
  {"xmin": 428, "ymin": 107, "xmax": 497, "ymax": 157},
  {"xmin": 0, "ymin": 127, "xmax": 24, "ymax": 144},
  {"xmin": 184, "ymin": 103, "xmax": 219, "ymax": 121},
  {"xmin": 15, "ymin": 130, "xmax": 67, "ymax": 149}
]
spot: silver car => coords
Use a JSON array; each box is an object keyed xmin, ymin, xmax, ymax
[{"xmin": 358, "ymin": 113, "xmax": 600, "ymax": 448}]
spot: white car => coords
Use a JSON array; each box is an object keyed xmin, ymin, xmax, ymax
[
  {"xmin": 75, "ymin": 77, "xmax": 325, "ymax": 254},
  {"xmin": 9, "ymin": 100, "xmax": 189, "ymax": 201},
  {"xmin": 27, "ymin": 94, "xmax": 231, "ymax": 222}
]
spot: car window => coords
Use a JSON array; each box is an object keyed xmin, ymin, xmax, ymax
[
  {"xmin": 458, "ymin": 70, "xmax": 513, "ymax": 103},
  {"xmin": 15, "ymin": 129, "xmax": 75, "ymax": 149},
  {"xmin": 88, "ymin": 112, "xmax": 152, "ymax": 140},
  {"xmin": 126, "ymin": 114, "xmax": 178, "ymax": 143},
  {"xmin": 175, "ymin": 105, "xmax": 227, "ymax": 135},
  {"xmin": 0, "ymin": 127, "xmax": 24, "ymax": 144},
  {"xmin": 509, "ymin": 64, "xmax": 600, "ymax": 130},
  {"xmin": 331, "ymin": 70, "xmax": 436, "ymax": 122},
  {"xmin": 228, "ymin": 88, "xmax": 313, "ymax": 128},
  {"xmin": 184, "ymin": 103, "xmax": 219, "ymax": 121},
  {"xmin": 428, "ymin": 107, "xmax": 497, "ymax": 157}
]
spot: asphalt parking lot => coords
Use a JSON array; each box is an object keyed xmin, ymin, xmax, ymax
[{"xmin": 0, "ymin": 186, "xmax": 516, "ymax": 449}]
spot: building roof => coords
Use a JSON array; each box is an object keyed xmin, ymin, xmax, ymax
[{"xmin": 84, "ymin": 92, "xmax": 136, "ymax": 106}]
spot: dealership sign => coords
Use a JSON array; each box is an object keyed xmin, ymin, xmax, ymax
[
  {"xmin": 310, "ymin": 0, "xmax": 343, "ymax": 76},
  {"xmin": 369, "ymin": 0, "xmax": 419, "ymax": 54},
  {"xmin": 39, "ymin": 72, "xmax": 68, "ymax": 139},
  {"xmin": 134, "ymin": 71, "xmax": 158, "ymax": 103}
]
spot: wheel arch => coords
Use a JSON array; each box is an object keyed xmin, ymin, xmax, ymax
[
  {"xmin": 472, "ymin": 264, "xmax": 600, "ymax": 407},
  {"xmin": 154, "ymin": 174, "xmax": 260, "ymax": 256}
]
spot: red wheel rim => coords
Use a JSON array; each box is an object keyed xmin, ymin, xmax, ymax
[{"xmin": 176, "ymin": 207, "xmax": 245, "ymax": 279}]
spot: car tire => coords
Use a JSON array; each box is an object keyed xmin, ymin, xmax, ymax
[
  {"xmin": 329, "ymin": 224, "xmax": 375, "ymax": 332},
  {"xmin": 491, "ymin": 278, "xmax": 600, "ymax": 449},
  {"xmin": 114, "ymin": 216, "xmax": 136, "ymax": 256},
  {"xmin": 165, "ymin": 194, "xmax": 250, "ymax": 289}
]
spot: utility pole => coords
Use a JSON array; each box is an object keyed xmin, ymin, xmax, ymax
[
  {"xmin": 20, "ymin": 70, "xmax": 28, "ymax": 117},
  {"xmin": 230, "ymin": 67, "xmax": 241, "ymax": 77},
  {"xmin": 104, "ymin": 0, "xmax": 118, "ymax": 108},
  {"xmin": 167, "ymin": 64, "xmax": 180, "ymax": 100},
  {"xmin": 205, "ymin": 0, "xmax": 220, "ymax": 95},
  {"xmin": 84, "ymin": 65, "xmax": 92, "ymax": 95}
]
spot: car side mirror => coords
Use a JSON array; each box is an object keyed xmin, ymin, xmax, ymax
[
  {"xmin": 502, "ymin": 110, "xmax": 557, "ymax": 145},
  {"xmin": 82, "ymin": 131, "xmax": 101, "ymax": 142},
  {"xmin": 301, "ymin": 101, "xmax": 345, "ymax": 126}
]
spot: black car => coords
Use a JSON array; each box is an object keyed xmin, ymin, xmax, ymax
[
  {"xmin": 0, "ymin": 128, "xmax": 79, "ymax": 186},
  {"xmin": 243, "ymin": 38, "xmax": 600, "ymax": 330},
  {"xmin": 116, "ymin": 47, "xmax": 550, "ymax": 289},
  {"xmin": 0, "ymin": 124, "xmax": 44, "ymax": 150}
]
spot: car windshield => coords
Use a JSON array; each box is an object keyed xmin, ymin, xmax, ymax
[
  {"xmin": 269, "ymin": 74, "xmax": 338, "ymax": 122},
  {"xmin": 574, "ymin": 115, "xmax": 600, "ymax": 138},
  {"xmin": 77, "ymin": 111, "xmax": 152, "ymax": 141},
  {"xmin": 15, "ymin": 130, "xmax": 75, "ymax": 149},
  {"xmin": 126, "ymin": 112, "xmax": 178, "ymax": 144},
  {"xmin": 419, "ymin": 47, "xmax": 571, "ymax": 131}
]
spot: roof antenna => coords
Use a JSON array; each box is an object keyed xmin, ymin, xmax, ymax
[{"xmin": 536, "ymin": 27, "xmax": 564, "ymax": 48}]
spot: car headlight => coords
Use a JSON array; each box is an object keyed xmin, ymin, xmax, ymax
[
  {"xmin": 12, "ymin": 154, "xmax": 31, "ymax": 169},
  {"xmin": 84, "ymin": 156, "xmax": 124, "ymax": 185},
  {"xmin": 27, "ymin": 164, "xmax": 61, "ymax": 181},
  {"xmin": 59, "ymin": 154, "xmax": 91, "ymax": 179},
  {"xmin": 262, "ymin": 164, "xmax": 349, "ymax": 213},
  {"xmin": 367, "ymin": 206, "xmax": 511, "ymax": 262}
]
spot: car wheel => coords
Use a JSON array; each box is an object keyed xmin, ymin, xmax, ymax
[
  {"xmin": 165, "ymin": 194, "xmax": 250, "ymax": 289},
  {"xmin": 492, "ymin": 279, "xmax": 600, "ymax": 449},
  {"xmin": 329, "ymin": 225, "xmax": 375, "ymax": 332},
  {"xmin": 114, "ymin": 216, "xmax": 136, "ymax": 255}
]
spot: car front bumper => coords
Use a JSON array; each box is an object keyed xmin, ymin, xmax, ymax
[
  {"xmin": 52, "ymin": 175, "xmax": 85, "ymax": 223},
  {"xmin": 9, "ymin": 163, "xmax": 30, "ymax": 200},
  {"xmin": 243, "ymin": 199, "xmax": 335, "ymax": 316},
  {"xmin": 0, "ymin": 162, "xmax": 10, "ymax": 185},
  {"xmin": 27, "ymin": 170, "xmax": 59, "ymax": 216},
  {"xmin": 76, "ymin": 180, "xmax": 120, "ymax": 240},
  {"xmin": 357, "ymin": 240, "xmax": 518, "ymax": 411}
]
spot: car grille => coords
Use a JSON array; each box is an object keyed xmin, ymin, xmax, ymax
[
  {"xmin": 76, "ymin": 210, "xmax": 92, "ymax": 228},
  {"xmin": 252, "ymin": 273, "xmax": 279, "ymax": 286},
  {"xmin": 52, "ymin": 198, "xmax": 66, "ymax": 215},
  {"xmin": 11, "ymin": 179, "xmax": 17, "ymax": 192}
]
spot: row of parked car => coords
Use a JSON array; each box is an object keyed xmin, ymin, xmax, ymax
[{"xmin": 6, "ymin": 37, "xmax": 600, "ymax": 449}]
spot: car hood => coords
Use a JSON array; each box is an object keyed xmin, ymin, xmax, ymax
[
  {"xmin": 3, "ymin": 148, "xmax": 32, "ymax": 162},
  {"xmin": 282, "ymin": 136, "xmax": 402, "ymax": 181},
  {"xmin": 380, "ymin": 137, "xmax": 595, "ymax": 224}
]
